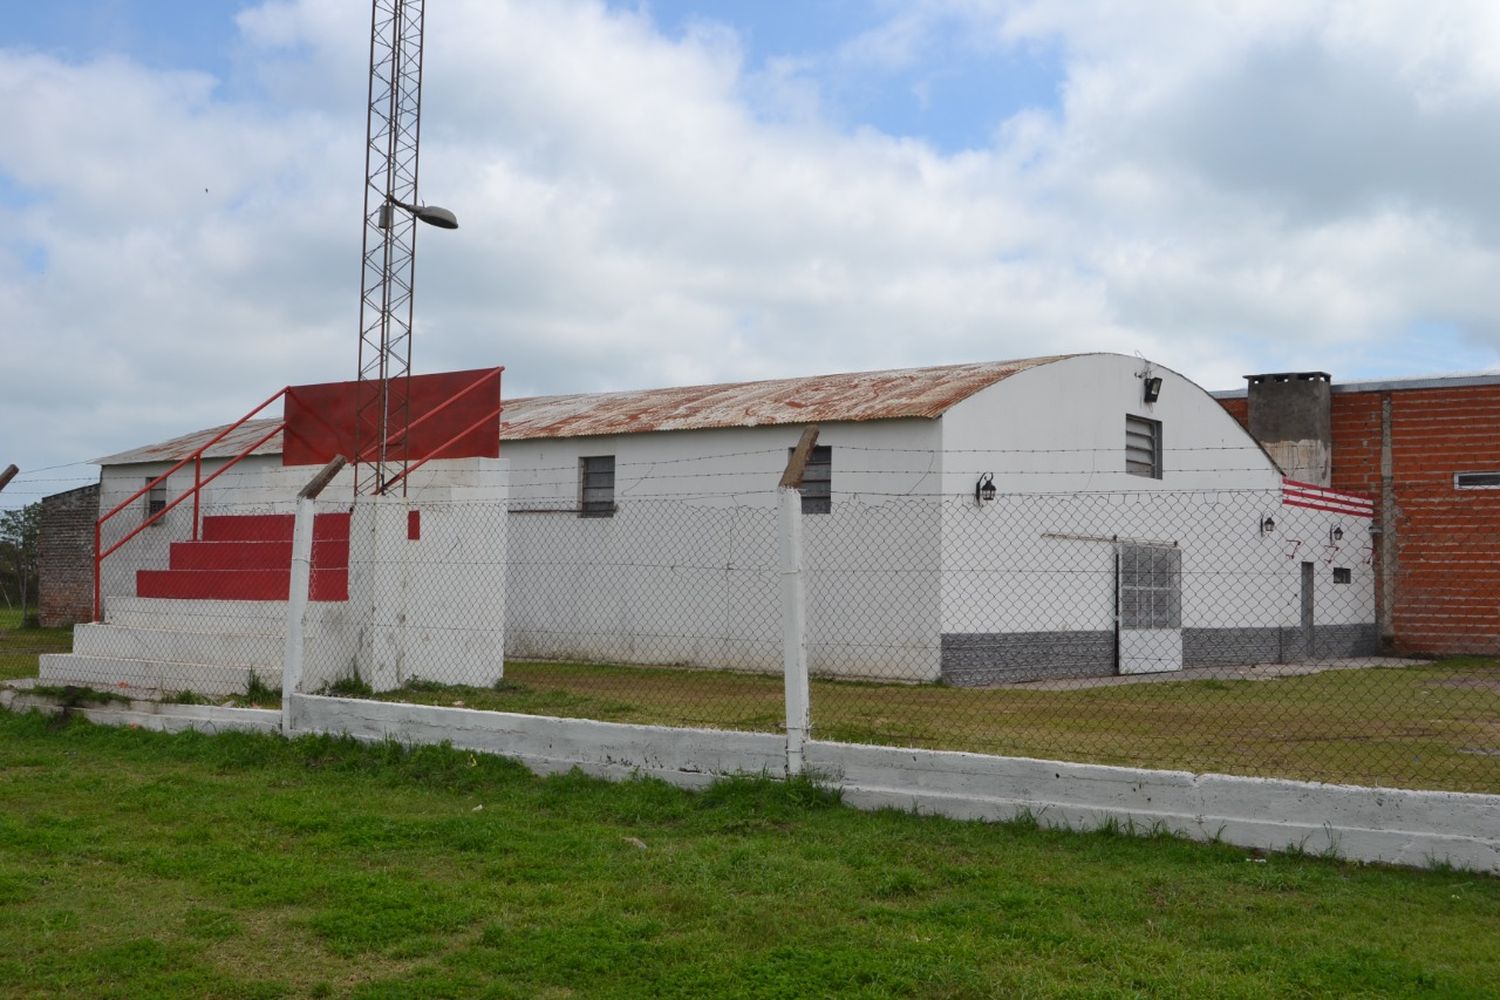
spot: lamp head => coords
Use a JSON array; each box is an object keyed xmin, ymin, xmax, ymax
[{"xmin": 386, "ymin": 196, "xmax": 460, "ymax": 230}]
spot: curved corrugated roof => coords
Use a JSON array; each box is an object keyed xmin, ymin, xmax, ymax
[
  {"xmin": 94, "ymin": 356, "xmax": 1074, "ymax": 464},
  {"xmin": 499, "ymin": 356, "xmax": 1070, "ymax": 440}
]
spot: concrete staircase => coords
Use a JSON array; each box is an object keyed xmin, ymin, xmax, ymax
[
  {"xmin": 38, "ymin": 597, "xmax": 289, "ymax": 698},
  {"xmin": 38, "ymin": 511, "xmax": 355, "ymax": 699}
]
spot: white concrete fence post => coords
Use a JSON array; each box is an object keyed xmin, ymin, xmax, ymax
[
  {"xmin": 779, "ymin": 428, "xmax": 819, "ymax": 777},
  {"xmin": 282, "ymin": 456, "xmax": 345, "ymax": 736}
]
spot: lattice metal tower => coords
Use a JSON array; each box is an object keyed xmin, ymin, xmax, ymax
[{"xmin": 354, "ymin": 0, "xmax": 456, "ymax": 496}]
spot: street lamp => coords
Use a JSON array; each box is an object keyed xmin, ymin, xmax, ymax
[{"xmin": 380, "ymin": 196, "xmax": 459, "ymax": 230}]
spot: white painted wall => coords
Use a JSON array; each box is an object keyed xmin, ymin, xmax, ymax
[
  {"xmin": 502, "ymin": 420, "xmax": 944, "ymax": 680},
  {"xmin": 325, "ymin": 459, "xmax": 510, "ymax": 692},
  {"xmin": 935, "ymin": 355, "xmax": 1374, "ymax": 646}
]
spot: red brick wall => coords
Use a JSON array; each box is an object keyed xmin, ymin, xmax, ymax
[
  {"xmin": 1218, "ymin": 396, "xmax": 1248, "ymax": 428},
  {"xmin": 39, "ymin": 483, "xmax": 99, "ymax": 627},
  {"xmin": 1219, "ymin": 385, "xmax": 1500, "ymax": 656},
  {"xmin": 1383, "ymin": 387, "xmax": 1500, "ymax": 655}
]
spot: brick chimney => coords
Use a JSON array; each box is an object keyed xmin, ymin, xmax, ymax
[{"xmin": 1244, "ymin": 372, "xmax": 1332, "ymax": 485}]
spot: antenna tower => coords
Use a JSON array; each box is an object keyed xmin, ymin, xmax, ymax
[{"xmin": 354, "ymin": 0, "xmax": 428, "ymax": 496}]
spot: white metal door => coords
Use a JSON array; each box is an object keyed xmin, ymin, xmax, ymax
[{"xmin": 1117, "ymin": 543, "xmax": 1184, "ymax": 674}]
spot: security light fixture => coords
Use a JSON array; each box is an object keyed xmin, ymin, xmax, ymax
[
  {"xmin": 380, "ymin": 196, "xmax": 460, "ymax": 230},
  {"xmin": 1260, "ymin": 515, "xmax": 1276, "ymax": 536},
  {"xmin": 975, "ymin": 472, "xmax": 997, "ymax": 506},
  {"xmin": 1329, "ymin": 524, "xmax": 1344, "ymax": 545},
  {"xmin": 1143, "ymin": 376, "xmax": 1163, "ymax": 404}
]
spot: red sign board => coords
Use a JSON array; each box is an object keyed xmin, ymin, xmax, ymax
[{"xmin": 282, "ymin": 368, "xmax": 502, "ymax": 467}]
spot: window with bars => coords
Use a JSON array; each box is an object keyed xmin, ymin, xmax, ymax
[
  {"xmin": 1125, "ymin": 415, "xmax": 1163, "ymax": 479},
  {"xmin": 579, "ymin": 456, "xmax": 615, "ymax": 518},
  {"xmin": 144, "ymin": 477, "xmax": 166, "ymax": 524},
  {"xmin": 1119, "ymin": 543, "xmax": 1181, "ymax": 629},
  {"xmin": 1455, "ymin": 471, "xmax": 1500, "ymax": 490},
  {"xmin": 798, "ymin": 445, "xmax": 831, "ymax": 515}
]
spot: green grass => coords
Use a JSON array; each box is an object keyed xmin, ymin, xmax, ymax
[
  {"xmin": 381, "ymin": 658, "xmax": 1500, "ymax": 793},
  {"xmin": 0, "ymin": 711, "xmax": 1495, "ymax": 999},
  {"xmin": 0, "ymin": 615, "xmax": 70, "ymax": 682},
  {"xmin": 7, "ymin": 624, "xmax": 1497, "ymax": 791}
]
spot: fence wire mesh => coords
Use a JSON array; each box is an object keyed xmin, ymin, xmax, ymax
[
  {"xmin": 30, "ymin": 468, "xmax": 1500, "ymax": 794},
  {"xmin": 804, "ymin": 492, "xmax": 1497, "ymax": 793},
  {"xmin": 298, "ymin": 496, "xmax": 787, "ymax": 733},
  {"xmin": 49, "ymin": 501, "xmax": 298, "ymax": 704}
]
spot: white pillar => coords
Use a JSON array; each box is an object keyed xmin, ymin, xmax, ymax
[
  {"xmin": 281, "ymin": 495, "xmax": 315, "ymax": 735},
  {"xmin": 779, "ymin": 486, "xmax": 810, "ymax": 776}
]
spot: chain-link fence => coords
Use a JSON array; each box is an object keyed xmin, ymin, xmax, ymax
[
  {"xmin": 28, "ymin": 471, "xmax": 1500, "ymax": 793},
  {"xmin": 296, "ymin": 495, "xmax": 788, "ymax": 732},
  {"xmin": 41, "ymin": 500, "xmax": 300, "ymax": 704},
  {"xmin": 805, "ymin": 491, "xmax": 1495, "ymax": 793}
]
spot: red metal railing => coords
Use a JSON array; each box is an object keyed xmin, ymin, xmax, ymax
[
  {"xmin": 369, "ymin": 367, "xmax": 503, "ymax": 494},
  {"xmin": 93, "ymin": 387, "xmax": 292, "ymax": 621},
  {"xmin": 92, "ymin": 367, "xmax": 503, "ymax": 620}
]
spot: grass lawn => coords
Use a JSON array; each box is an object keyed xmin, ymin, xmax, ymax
[
  {"xmin": 0, "ymin": 613, "xmax": 70, "ymax": 683},
  {"xmin": 380, "ymin": 658, "xmax": 1500, "ymax": 793},
  {"xmin": 0, "ymin": 712, "xmax": 1495, "ymax": 999},
  {"xmin": 7, "ymin": 624, "xmax": 1498, "ymax": 792}
]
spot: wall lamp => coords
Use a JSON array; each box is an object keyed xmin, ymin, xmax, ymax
[
  {"xmin": 975, "ymin": 472, "xmax": 997, "ymax": 506},
  {"xmin": 1260, "ymin": 515, "xmax": 1276, "ymax": 536},
  {"xmin": 1143, "ymin": 376, "xmax": 1163, "ymax": 404},
  {"xmin": 1329, "ymin": 524, "xmax": 1344, "ymax": 545}
]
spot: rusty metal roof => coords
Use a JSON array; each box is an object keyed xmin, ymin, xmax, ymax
[
  {"xmin": 95, "ymin": 357, "xmax": 1074, "ymax": 464},
  {"xmin": 93, "ymin": 419, "xmax": 287, "ymax": 466},
  {"xmin": 499, "ymin": 357, "xmax": 1071, "ymax": 441}
]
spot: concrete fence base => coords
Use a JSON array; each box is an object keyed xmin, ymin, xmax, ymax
[
  {"xmin": 287, "ymin": 694, "xmax": 1499, "ymax": 873},
  {"xmin": 5, "ymin": 683, "xmax": 1496, "ymax": 873}
]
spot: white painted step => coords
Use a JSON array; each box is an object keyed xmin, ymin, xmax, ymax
[
  {"xmin": 101, "ymin": 596, "xmax": 289, "ymax": 636},
  {"xmin": 38, "ymin": 653, "xmax": 281, "ymax": 698},
  {"xmin": 72, "ymin": 623, "xmax": 283, "ymax": 670}
]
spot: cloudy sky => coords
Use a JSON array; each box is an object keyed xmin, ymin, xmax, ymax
[{"xmin": 4, "ymin": 0, "xmax": 1500, "ymax": 506}]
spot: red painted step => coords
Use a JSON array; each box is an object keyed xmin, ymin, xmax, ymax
[
  {"xmin": 169, "ymin": 538, "xmax": 350, "ymax": 571},
  {"xmin": 201, "ymin": 513, "xmax": 294, "ymax": 542},
  {"xmin": 136, "ymin": 512, "xmax": 351, "ymax": 603},
  {"xmin": 136, "ymin": 567, "xmax": 349, "ymax": 602},
  {"xmin": 200, "ymin": 512, "xmax": 350, "ymax": 542}
]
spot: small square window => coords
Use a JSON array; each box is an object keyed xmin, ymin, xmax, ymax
[
  {"xmin": 579, "ymin": 456, "xmax": 615, "ymax": 518},
  {"xmin": 145, "ymin": 477, "xmax": 166, "ymax": 524},
  {"xmin": 1455, "ymin": 471, "xmax": 1500, "ymax": 490},
  {"xmin": 793, "ymin": 445, "xmax": 831, "ymax": 515},
  {"xmin": 1125, "ymin": 416, "xmax": 1162, "ymax": 479},
  {"xmin": 1332, "ymin": 567, "xmax": 1352, "ymax": 584}
]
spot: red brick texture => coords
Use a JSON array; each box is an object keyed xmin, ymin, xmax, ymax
[
  {"xmin": 39, "ymin": 483, "xmax": 100, "ymax": 627},
  {"xmin": 1221, "ymin": 385, "xmax": 1500, "ymax": 656}
]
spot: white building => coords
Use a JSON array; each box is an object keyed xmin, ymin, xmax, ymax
[{"xmin": 69, "ymin": 353, "xmax": 1376, "ymax": 692}]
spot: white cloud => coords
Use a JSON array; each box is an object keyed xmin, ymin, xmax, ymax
[{"xmin": 3, "ymin": 0, "xmax": 1499, "ymax": 505}]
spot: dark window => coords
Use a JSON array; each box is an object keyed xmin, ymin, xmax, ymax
[
  {"xmin": 579, "ymin": 456, "xmax": 615, "ymax": 517},
  {"xmin": 1119, "ymin": 543, "xmax": 1181, "ymax": 629},
  {"xmin": 1332, "ymin": 567, "xmax": 1352, "ymax": 584},
  {"xmin": 1455, "ymin": 472, "xmax": 1500, "ymax": 490},
  {"xmin": 145, "ymin": 477, "xmax": 166, "ymax": 523},
  {"xmin": 796, "ymin": 445, "xmax": 831, "ymax": 515},
  {"xmin": 1125, "ymin": 415, "xmax": 1162, "ymax": 479}
]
